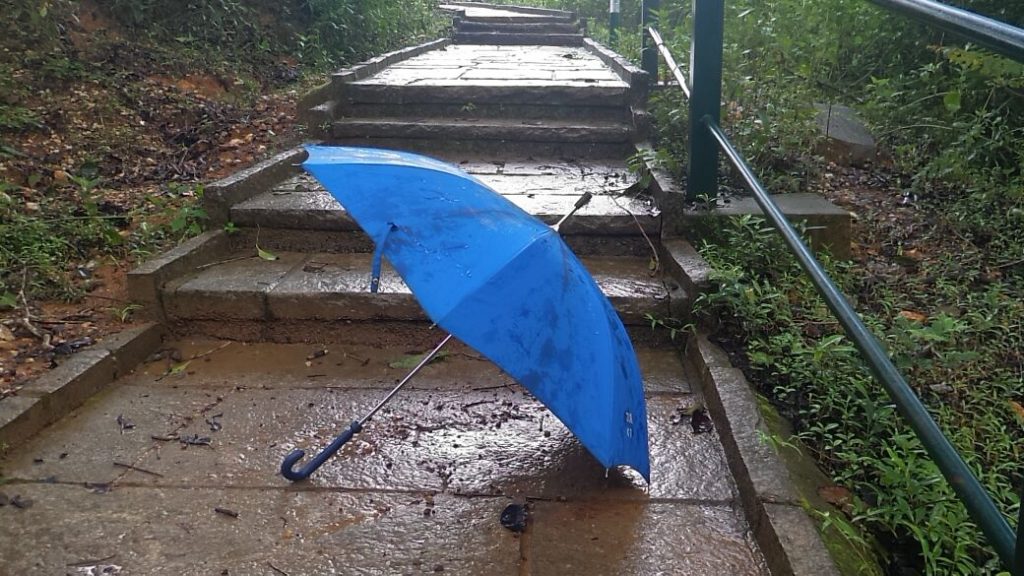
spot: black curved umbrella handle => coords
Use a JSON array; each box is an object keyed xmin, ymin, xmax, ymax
[{"xmin": 280, "ymin": 420, "xmax": 363, "ymax": 481}]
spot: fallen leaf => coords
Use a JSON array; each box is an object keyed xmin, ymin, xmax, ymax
[
  {"xmin": 388, "ymin": 350, "xmax": 449, "ymax": 370},
  {"xmin": 898, "ymin": 310, "xmax": 927, "ymax": 322},
  {"xmin": 1008, "ymin": 400, "xmax": 1024, "ymax": 422},
  {"xmin": 168, "ymin": 360, "xmax": 191, "ymax": 376},
  {"xmin": 818, "ymin": 485, "xmax": 852, "ymax": 507},
  {"xmin": 256, "ymin": 245, "xmax": 278, "ymax": 261}
]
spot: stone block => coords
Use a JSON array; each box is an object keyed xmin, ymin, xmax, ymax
[
  {"xmin": 815, "ymin": 103, "xmax": 876, "ymax": 166},
  {"xmin": 679, "ymin": 193, "xmax": 853, "ymax": 259}
]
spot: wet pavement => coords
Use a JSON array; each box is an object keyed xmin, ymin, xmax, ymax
[{"xmin": 0, "ymin": 340, "xmax": 769, "ymax": 574}]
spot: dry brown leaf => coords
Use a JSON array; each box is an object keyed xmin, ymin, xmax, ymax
[
  {"xmin": 1008, "ymin": 400, "xmax": 1024, "ymax": 422},
  {"xmin": 898, "ymin": 310, "xmax": 927, "ymax": 322},
  {"xmin": 818, "ymin": 485, "xmax": 853, "ymax": 507}
]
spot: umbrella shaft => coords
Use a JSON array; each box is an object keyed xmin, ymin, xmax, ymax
[{"xmin": 360, "ymin": 333, "xmax": 454, "ymax": 425}]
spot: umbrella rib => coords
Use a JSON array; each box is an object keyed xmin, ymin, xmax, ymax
[{"xmin": 360, "ymin": 333, "xmax": 454, "ymax": 425}]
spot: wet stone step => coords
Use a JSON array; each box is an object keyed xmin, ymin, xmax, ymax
[
  {"xmin": 344, "ymin": 83, "xmax": 630, "ymax": 108},
  {"xmin": 161, "ymin": 251, "xmax": 671, "ymax": 325},
  {"xmin": 341, "ymin": 101, "xmax": 630, "ymax": 122},
  {"xmin": 454, "ymin": 32, "xmax": 585, "ymax": 46},
  {"xmin": 330, "ymin": 117, "xmax": 633, "ymax": 144},
  {"xmin": 455, "ymin": 21, "xmax": 581, "ymax": 34},
  {"xmin": 2, "ymin": 360, "xmax": 721, "ymax": 502},
  {"xmin": 230, "ymin": 161, "xmax": 658, "ymax": 236}
]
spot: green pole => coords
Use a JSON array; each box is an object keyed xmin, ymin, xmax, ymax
[
  {"xmin": 1015, "ymin": 495, "xmax": 1023, "ymax": 576},
  {"xmin": 641, "ymin": 0, "xmax": 660, "ymax": 82},
  {"xmin": 687, "ymin": 0, "xmax": 724, "ymax": 201},
  {"xmin": 609, "ymin": 0, "xmax": 621, "ymax": 46}
]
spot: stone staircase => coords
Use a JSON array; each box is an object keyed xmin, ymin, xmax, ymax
[
  {"xmin": 444, "ymin": 2, "xmax": 586, "ymax": 45},
  {"xmin": 0, "ymin": 4, "xmax": 849, "ymax": 574}
]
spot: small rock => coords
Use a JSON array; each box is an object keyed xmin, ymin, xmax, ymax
[
  {"xmin": 690, "ymin": 408, "xmax": 713, "ymax": 434},
  {"xmin": 814, "ymin": 103, "xmax": 876, "ymax": 166},
  {"xmin": 500, "ymin": 503, "xmax": 527, "ymax": 533}
]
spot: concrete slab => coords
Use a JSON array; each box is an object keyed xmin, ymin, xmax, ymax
[
  {"xmin": 441, "ymin": 5, "xmax": 554, "ymax": 19},
  {"xmin": 529, "ymin": 501, "xmax": 768, "ymax": 575},
  {"xmin": 0, "ymin": 484, "xmax": 520, "ymax": 574}
]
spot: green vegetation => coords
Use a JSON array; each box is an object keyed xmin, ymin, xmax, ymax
[
  {"xmin": 650, "ymin": 1, "xmax": 1022, "ymax": 572},
  {"xmin": 0, "ymin": 0, "xmax": 445, "ymax": 303},
  {"xmin": 514, "ymin": 0, "xmax": 1023, "ymax": 573},
  {"xmin": 695, "ymin": 216, "xmax": 1022, "ymax": 574}
]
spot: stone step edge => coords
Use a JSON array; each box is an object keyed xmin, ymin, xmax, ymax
[
  {"xmin": 127, "ymin": 230, "xmax": 678, "ymax": 324},
  {"xmin": 157, "ymin": 249, "xmax": 672, "ymax": 327},
  {"xmin": 455, "ymin": 21, "xmax": 582, "ymax": 33},
  {"xmin": 0, "ymin": 323, "xmax": 166, "ymax": 458},
  {"xmin": 330, "ymin": 117, "xmax": 633, "ymax": 143},
  {"xmin": 202, "ymin": 143, "xmax": 670, "ymax": 237},
  {"xmin": 442, "ymin": 1, "xmax": 576, "ymax": 19},
  {"xmin": 685, "ymin": 333, "xmax": 844, "ymax": 576},
  {"xmin": 453, "ymin": 32, "xmax": 584, "ymax": 46}
]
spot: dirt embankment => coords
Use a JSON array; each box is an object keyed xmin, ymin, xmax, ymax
[{"xmin": 0, "ymin": 1, "xmax": 309, "ymax": 396}]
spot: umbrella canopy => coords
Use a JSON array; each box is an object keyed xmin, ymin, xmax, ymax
[{"xmin": 303, "ymin": 145, "xmax": 650, "ymax": 481}]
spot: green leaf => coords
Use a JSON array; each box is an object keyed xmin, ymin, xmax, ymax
[
  {"xmin": 168, "ymin": 360, "xmax": 191, "ymax": 376},
  {"xmin": 0, "ymin": 291, "xmax": 17, "ymax": 310},
  {"xmin": 256, "ymin": 245, "xmax": 278, "ymax": 261},
  {"xmin": 943, "ymin": 91, "xmax": 961, "ymax": 113}
]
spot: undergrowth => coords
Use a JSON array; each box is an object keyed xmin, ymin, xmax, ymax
[
  {"xmin": 512, "ymin": 0, "xmax": 1024, "ymax": 572},
  {"xmin": 696, "ymin": 216, "xmax": 1023, "ymax": 574}
]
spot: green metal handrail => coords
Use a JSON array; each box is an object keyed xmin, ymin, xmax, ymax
[{"xmin": 641, "ymin": 0, "xmax": 1024, "ymax": 572}]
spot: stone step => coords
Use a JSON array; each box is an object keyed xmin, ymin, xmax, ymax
[
  {"xmin": 344, "ymin": 83, "xmax": 630, "ymax": 108},
  {"xmin": 341, "ymin": 101, "xmax": 630, "ymax": 122},
  {"xmin": 229, "ymin": 160, "xmax": 658, "ymax": 244},
  {"xmin": 454, "ymin": 32, "xmax": 585, "ymax": 46},
  {"xmin": 330, "ymin": 116, "xmax": 636, "ymax": 157},
  {"xmin": 455, "ymin": 20, "xmax": 581, "ymax": 34},
  {"xmin": 160, "ymin": 251, "xmax": 671, "ymax": 331},
  {"xmin": 331, "ymin": 116, "xmax": 632, "ymax": 144}
]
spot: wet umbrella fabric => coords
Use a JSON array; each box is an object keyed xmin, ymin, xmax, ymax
[{"xmin": 301, "ymin": 145, "xmax": 650, "ymax": 481}]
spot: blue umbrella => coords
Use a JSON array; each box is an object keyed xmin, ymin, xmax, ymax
[{"xmin": 281, "ymin": 146, "xmax": 650, "ymax": 482}]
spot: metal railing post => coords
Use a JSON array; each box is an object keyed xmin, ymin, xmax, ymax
[
  {"xmin": 1015, "ymin": 493, "xmax": 1023, "ymax": 576},
  {"xmin": 641, "ymin": 0, "xmax": 660, "ymax": 82},
  {"xmin": 609, "ymin": 0, "xmax": 621, "ymax": 46},
  {"xmin": 687, "ymin": 0, "xmax": 725, "ymax": 201}
]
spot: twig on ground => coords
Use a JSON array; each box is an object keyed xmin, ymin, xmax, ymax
[
  {"xmin": 195, "ymin": 255, "xmax": 252, "ymax": 270},
  {"xmin": 996, "ymin": 258, "xmax": 1024, "ymax": 269},
  {"xmin": 113, "ymin": 461, "xmax": 164, "ymax": 477},
  {"xmin": 66, "ymin": 555, "xmax": 117, "ymax": 567},
  {"xmin": 17, "ymin": 268, "xmax": 48, "ymax": 343}
]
